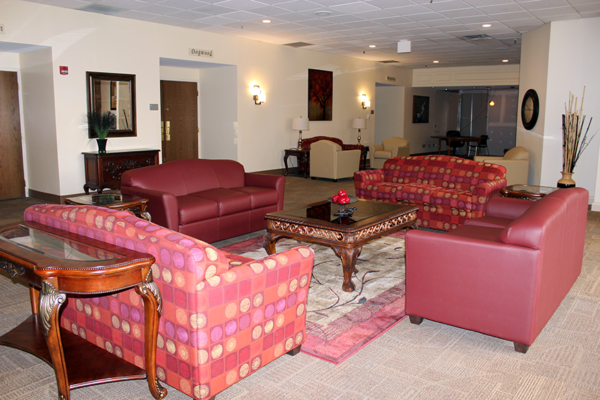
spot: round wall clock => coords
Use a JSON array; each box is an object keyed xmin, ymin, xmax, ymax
[{"xmin": 521, "ymin": 89, "xmax": 539, "ymax": 130}]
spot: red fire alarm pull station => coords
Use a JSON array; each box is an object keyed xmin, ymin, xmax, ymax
[{"xmin": 60, "ymin": 66, "xmax": 68, "ymax": 75}]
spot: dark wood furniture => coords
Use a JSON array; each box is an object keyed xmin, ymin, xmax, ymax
[
  {"xmin": 0, "ymin": 221, "xmax": 166, "ymax": 400},
  {"xmin": 83, "ymin": 149, "xmax": 159, "ymax": 194},
  {"xmin": 431, "ymin": 136, "xmax": 482, "ymax": 156},
  {"xmin": 283, "ymin": 148, "xmax": 309, "ymax": 178},
  {"xmin": 264, "ymin": 200, "xmax": 418, "ymax": 292},
  {"xmin": 65, "ymin": 193, "xmax": 151, "ymax": 221},
  {"xmin": 501, "ymin": 185, "xmax": 559, "ymax": 201}
]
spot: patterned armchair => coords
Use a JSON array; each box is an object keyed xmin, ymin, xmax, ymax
[
  {"xmin": 301, "ymin": 136, "xmax": 365, "ymax": 171},
  {"xmin": 24, "ymin": 204, "xmax": 315, "ymax": 400}
]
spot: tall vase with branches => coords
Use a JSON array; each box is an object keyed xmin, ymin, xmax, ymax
[
  {"xmin": 87, "ymin": 111, "xmax": 115, "ymax": 153},
  {"xmin": 560, "ymin": 87, "xmax": 595, "ymax": 188}
]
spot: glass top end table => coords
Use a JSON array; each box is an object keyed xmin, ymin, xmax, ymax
[
  {"xmin": 65, "ymin": 193, "xmax": 151, "ymax": 221},
  {"xmin": 501, "ymin": 185, "xmax": 559, "ymax": 200}
]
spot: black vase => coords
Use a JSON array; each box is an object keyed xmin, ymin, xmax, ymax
[{"xmin": 97, "ymin": 138, "xmax": 107, "ymax": 153}]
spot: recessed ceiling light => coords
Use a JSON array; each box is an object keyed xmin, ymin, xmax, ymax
[
  {"xmin": 482, "ymin": 24, "xmax": 492, "ymax": 28},
  {"xmin": 315, "ymin": 10, "xmax": 332, "ymax": 16},
  {"xmin": 369, "ymin": 45, "xmax": 376, "ymax": 48},
  {"xmin": 262, "ymin": 19, "xmax": 271, "ymax": 24},
  {"xmin": 433, "ymin": 60, "xmax": 439, "ymax": 63},
  {"xmin": 502, "ymin": 59, "xmax": 509, "ymax": 63}
]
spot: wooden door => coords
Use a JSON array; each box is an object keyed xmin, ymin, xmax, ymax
[
  {"xmin": 160, "ymin": 81, "xmax": 198, "ymax": 163},
  {"xmin": 0, "ymin": 71, "xmax": 25, "ymax": 200}
]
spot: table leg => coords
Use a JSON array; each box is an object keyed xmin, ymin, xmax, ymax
[
  {"xmin": 437, "ymin": 138, "xmax": 442, "ymax": 155},
  {"xmin": 39, "ymin": 281, "xmax": 69, "ymax": 400},
  {"xmin": 332, "ymin": 245, "xmax": 363, "ymax": 292},
  {"xmin": 302, "ymin": 153, "xmax": 309, "ymax": 178},
  {"xmin": 136, "ymin": 280, "xmax": 167, "ymax": 400},
  {"xmin": 283, "ymin": 153, "xmax": 290, "ymax": 176},
  {"xmin": 447, "ymin": 138, "xmax": 452, "ymax": 155},
  {"xmin": 263, "ymin": 232, "xmax": 284, "ymax": 255}
]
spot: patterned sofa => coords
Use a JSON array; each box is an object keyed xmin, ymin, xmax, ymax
[
  {"xmin": 354, "ymin": 155, "xmax": 507, "ymax": 231},
  {"xmin": 24, "ymin": 204, "xmax": 315, "ymax": 400},
  {"xmin": 302, "ymin": 136, "xmax": 365, "ymax": 171}
]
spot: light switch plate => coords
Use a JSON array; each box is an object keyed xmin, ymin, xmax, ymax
[{"xmin": 0, "ymin": 24, "xmax": 5, "ymax": 34}]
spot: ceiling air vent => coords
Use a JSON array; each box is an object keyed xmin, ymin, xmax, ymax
[
  {"xmin": 79, "ymin": 4, "xmax": 126, "ymax": 15},
  {"xmin": 284, "ymin": 42, "xmax": 314, "ymax": 48},
  {"xmin": 460, "ymin": 34, "xmax": 493, "ymax": 41},
  {"xmin": 378, "ymin": 60, "xmax": 399, "ymax": 64}
]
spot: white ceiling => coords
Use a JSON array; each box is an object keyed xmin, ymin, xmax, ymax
[{"xmin": 22, "ymin": 0, "xmax": 600, "ymax": 69}]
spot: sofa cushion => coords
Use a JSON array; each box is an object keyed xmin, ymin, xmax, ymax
[
  {"xmin": 464, "ymin": 216, "xmax": 513, "ymax": 229},
  {"xmin": 231, "ymin": 187, "xmax": 279, "ymax": 209},
  {"xmin": 374, "ymin": 150, "xmax": 392, "ymax": 159},
  {"xmin": 177, "ymin": 195, "xmax": 219, "ymax": 225},
  {"xmin": 395, "ymin": 183, "xmax": 474, "ymax": 211},
  {"xmin": 448, "ymin": 224, "xmax": 505, "ymax": 242},
  {"xmin": 192, "ymin": 188, "xmax": 252, "ymax": 216}
]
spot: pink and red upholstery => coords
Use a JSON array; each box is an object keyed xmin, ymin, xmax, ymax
[
  {"xmin": 354, "ymin": 155, "xmax": 507, "ymax": 230},
  {"xmin": 24, "ymin": 204, "xmax": 315, "ymax": 399},
  {"xmin": 405, "ymin": 188, "xmax": 588, "ymax": 353},
  {"xmin": 120, "ymin": 159, "xmax": 285, "ymax": 243},
  {"xmin": 301, "ymin": 136, "xmax": 365, "ymax": 170}
]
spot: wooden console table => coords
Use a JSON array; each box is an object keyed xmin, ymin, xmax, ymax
[
  {"xmin": 283, "ymin": 148, "xmax": 309, "ymax": 178},
  {"xmin": 0, "ymin": 221, "xmax": 166, "ymax": 400},
  {"xmin": 83, "ymin": 149, "xmax": 159, "ymax": 194}
]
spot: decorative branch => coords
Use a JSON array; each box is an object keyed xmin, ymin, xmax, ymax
[{"xmin": 562, "ymin": 87, "xmax": 597, "ymax": 174}]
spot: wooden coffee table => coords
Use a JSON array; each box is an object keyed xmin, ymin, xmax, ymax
[
  {"xmin": 65, "ymin": 193, "xmax": 151, "ymax": 221},
  {"xmin": 0, "ymin": 221, "xmax": 166, "ymax": 400},
  {"xmin": 264, "ymin": 199, "xmax": 418, "ymax": 292},
  {"xmin": 501, "ymin": 185, "xmax": 559, "ymax": 201}
]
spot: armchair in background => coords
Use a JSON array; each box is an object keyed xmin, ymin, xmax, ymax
[
  {"xmin": 475, "ymin": 146, "xmax": 530, "ymax": 185},
  {"xmin": 310, "ymin": 140, "xmax": 362, "ymax": 181},
  {"xmin": 368, "ymin": 137, "xmax": 410, "ymax": 169}
]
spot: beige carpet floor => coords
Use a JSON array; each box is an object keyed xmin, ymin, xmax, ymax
[{"xmin": 1, "ymin": 179, "xmax": 599, "ymax": 399}]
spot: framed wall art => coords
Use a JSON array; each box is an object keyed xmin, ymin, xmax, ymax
[
  {"xmin": 413, "ymin": 95, "xmax": 429, "ymax": 123},
  {"xmin": 308, "ymin": 69, "xmax": 333, "ymax": 121}
]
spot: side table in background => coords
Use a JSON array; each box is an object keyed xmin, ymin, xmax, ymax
[
  {"xmin": 501, "ymin": 185, "xmax": 559, "ymax": 201},
  {"xmin": 65, "ymin": 193, "xmax": 151, "ymax": 221}
]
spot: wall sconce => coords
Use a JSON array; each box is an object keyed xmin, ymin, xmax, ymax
[
  {"xmin": 352, "ymin": 118, "xmax": 366, "ymax": 144},
  {"xmin": 251, "ymin": 85, "xmax": 266, "ymax": 105},
  {"xmin": 360, "ymin": 93, "xmax": 370, "ymax": 109},
  {"xmin": 292, "ymin": 117, "xmax": 309, "ymax": 150}
]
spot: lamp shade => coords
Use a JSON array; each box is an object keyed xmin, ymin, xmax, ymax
[
  {"xmin": 352, "ymin": 118, "xmax": 366, "ymax": 129},
  {"xmin": 292, "ymin": 117, "xmax": 309, "ymax": 131}
]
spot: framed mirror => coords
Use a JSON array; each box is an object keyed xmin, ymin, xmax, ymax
[{"xmin": 86, "ymin": 72, "xmax": 136, "ymax": 138}]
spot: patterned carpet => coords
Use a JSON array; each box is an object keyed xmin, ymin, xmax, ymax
[
  {"xmin": 222, "ymin": 232, "xmax": 407, "ymax": 364},
  {"xmin": 1, "ymin": 212, "xmax": 600, "ymax": 399}
]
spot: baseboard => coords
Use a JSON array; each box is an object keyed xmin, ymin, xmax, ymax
[{"xmin": 28, "ymin": 189, "xmax": 92, "ymax": 205}]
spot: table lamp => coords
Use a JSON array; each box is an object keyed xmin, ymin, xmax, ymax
[
  {"xmin": 352, "ymin": 118, "xmax": 366, "ymax": 144},
  {"xmin": 292, "ymin": 117, "xmax": 309, "ymax": 150}
]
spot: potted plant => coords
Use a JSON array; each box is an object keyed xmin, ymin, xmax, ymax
[
  {"xmin": 87, "ymin": 111, "xmax": 115, "ymax": 153},
  {"xmin": 559, "ymin": 87, "xmax": 595, "ymax": 187}
]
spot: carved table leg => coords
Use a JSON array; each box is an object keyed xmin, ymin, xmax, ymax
[
  {"xmin": 39, "ymin": 280, "xmax": 69, "ymax": 400},
  {"xmin": 263, "ymin": 232, "xmax": 283, "ymax": 256},
  {"xmin": 283, "ymin": 153, "xmax": 290, "ymax": 176},
  {"xmin": 136, "ymin": 280, "xmax": 167, "ymax": 399},
  {"xmin": 332, "ymin": 245, "xmax": 363, "ymax": 292}
]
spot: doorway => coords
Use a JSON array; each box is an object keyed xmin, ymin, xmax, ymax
[
  {"xmin": 160, "ymin": 80, "xmax": 199, "ymax": 163},
  {"xmin": 374, "ymin": 83, "xmax": 405, "ymax": 145},
  {"xmin": 0, "ymin": 71, "xmax": 26, "ymax": 200}
]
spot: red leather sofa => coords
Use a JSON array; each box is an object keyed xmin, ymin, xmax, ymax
[
  {"xmin": 354, "ymin": 155, "xmax": 507, "ymax": 231},
  {"xmin": 121, "ymin": 159, "xmax": 284, "ymax": 243},
  {"xmin": 24, "ymin": 204, "xmax": 315, "ymax": 400},
  {"xmin": 405, "ymin": 187, "xmax": 588, "ymax": 353}
]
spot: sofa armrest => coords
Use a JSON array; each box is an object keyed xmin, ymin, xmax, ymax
[
  {"xmin": 470, "ymin": 178, "xmax": 507, "ymax": 218},
  {"xmin": 121, "ymin": 186, "xmax": 179, "ymax": 230},
  {"xmin": 354, "ymin": 169, "xmax": 385, "ymax": 200},
  {"xmin": 405, "ymin": 229, "xmax": 541, "ymax": 344},
  {"xmin": 485, "ymin": 196, "xmax": 534, "ymax": 219},
  {"xmin": 245, "ymin": 172, "xmax": 285, "ymax": 210}
]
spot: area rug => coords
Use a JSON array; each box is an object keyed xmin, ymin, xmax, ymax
[{"xmin": 220, "ymin": 231, "xmax": 407, "ymax": 365}]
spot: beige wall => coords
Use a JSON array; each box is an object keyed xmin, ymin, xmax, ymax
[
  {"xmin": 0, "ymin": 1, "xmax": 408, "ymax": 196},
  {"xmin": 518, "ymin": 17, "xmax": 600, "ymax": 204}
]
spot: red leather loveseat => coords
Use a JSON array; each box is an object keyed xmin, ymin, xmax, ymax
[
  {"xmin": 121, "ymin": 159, "xmax": 284, "ymax": 243},
  {"xmin": 354, "ymin": 155, "xmax": 507, "ymax": 230},
  {"xmin": 405, "ymin": 187, "xmax": 588, "ymax": 353}
]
